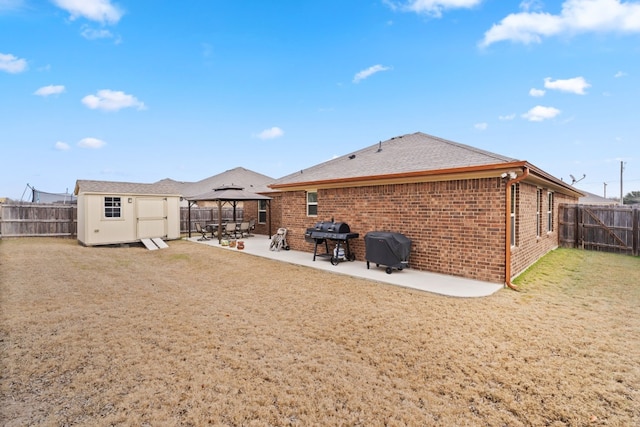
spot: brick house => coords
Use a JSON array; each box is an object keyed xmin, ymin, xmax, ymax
[{"xmin": 268, "ymin": 132, "xmax": 582, "ymax": 285}]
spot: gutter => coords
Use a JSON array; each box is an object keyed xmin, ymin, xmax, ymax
[
  {"xmin": 269, "ymin": 161, "xmax": 529, "ymax": 191},
  {"xmin": 505, "ymin": 166, "xmax": 530, "ymax": 291}
]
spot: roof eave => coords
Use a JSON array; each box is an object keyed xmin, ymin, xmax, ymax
[
  {"xmin": 523, "ymin": 163, "xmax": 584, "ymax": 197},
  {"xmin": 269, "ymin": 161, "xmax": 529, "ymax": 191}
]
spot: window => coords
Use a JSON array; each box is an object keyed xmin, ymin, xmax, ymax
[
  {"xmin": 307, "ymin": 191, "xmax": 318, "ymax": 216},
  {"xmin": 536, "ymin": 188, "xmax": 543, "ymax": 237},
  {"xmin": 258, "ymin": 200, "xmax": 267, "ymax": 224},
  {"xmin": 510, "ymin": 184, "xmax": 517, "ymax": 246},
  {"xmin": 104, "ymin": 196, "xmax": 121, "ymax": 218},
  {"xmin": 547, "ymin": 191, "xmax": 554, "ymax": 232}
]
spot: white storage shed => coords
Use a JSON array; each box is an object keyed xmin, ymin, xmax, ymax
[{"xmin": 74, "ymin": 180, "xmax": 181, "ymax": 246}]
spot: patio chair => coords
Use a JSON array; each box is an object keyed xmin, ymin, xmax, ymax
[
  {"xmin": 238, "ymin": 221, "xmax": 250, "ymax": 238},
  {"xmin": 247, "ymin": 219, "xmax": 256, "ymax": 236},
  {"xmin": 195, "ymin": 223, "xmax": 210, "ymax": 241},
  {"xmin": 224, "ymin": 222, "xmax": 238, "ymax": 239}
]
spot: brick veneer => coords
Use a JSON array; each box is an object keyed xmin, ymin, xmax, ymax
[
  {"xmin": 269, "ymin": 178, "xmax": 578, "ymax": 284},
  {"xmin": 510, "ymin": 182, "xmax": 576, "ymax": 280}
]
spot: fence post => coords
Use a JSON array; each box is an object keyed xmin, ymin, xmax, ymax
[
  {"xmin": 576, "ymin": 205, "xmax": 582, "ymax": 249},
  {"xmin": 633, "ymin": 207, "xmax": 639, "ymax": 256}
]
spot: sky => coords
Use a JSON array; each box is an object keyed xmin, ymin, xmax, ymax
[{"xmin": 1, "ymin": 0, "xmax": 639, "ymax": 201}]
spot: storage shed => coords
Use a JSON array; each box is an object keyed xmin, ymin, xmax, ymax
[{"xmin": 74, "ymin": 180, "xmax": 181, "ymax": 246}]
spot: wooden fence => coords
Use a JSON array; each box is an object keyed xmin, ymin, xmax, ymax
[
  {"xmin": 559, "ymin": 204, "xmax": 640, "ymax": 256},
  {"xmin": 180, "ymin": 206, "xmax": 244, "ymax": 233},
  {"xmin": 0, "ymin": 203, "xmax": 243, "ymax": 238},
  {"xmin": 0, "ymin": 203, "xmax": 77, "ymax": 237}
]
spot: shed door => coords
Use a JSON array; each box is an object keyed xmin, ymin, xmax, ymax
[{"xmin": 136, "ymin": 197, "xmax": 167, "ymax": 239}]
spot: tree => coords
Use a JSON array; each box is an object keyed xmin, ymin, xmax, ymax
[{"xmin": 623, "ymin": 191, "xmax": 640, "ymax": 205}]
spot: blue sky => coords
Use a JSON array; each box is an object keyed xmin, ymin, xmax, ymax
[{"xmin": 1, "ymin": 0, "xmax": 638, "ymax": 200}]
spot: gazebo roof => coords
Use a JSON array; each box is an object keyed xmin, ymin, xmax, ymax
[{"xmin": 186, "ymin": 185, "xmax": 272, "ymax": 202}]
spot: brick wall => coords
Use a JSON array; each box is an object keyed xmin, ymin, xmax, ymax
[
  {"xmin": 240, "ymin": 197, "xmax": 284, "ymax": 238},
  {"xmin": 510, "ymin": 182, "xmax": 576, "ymax": 279},
  {"xmin": 271, "ymin": 178, "xmax": 578, "ymax": 284},
  {"xmin": 274, "ymin": 178, "xmax": 511, "ymax": 283}
]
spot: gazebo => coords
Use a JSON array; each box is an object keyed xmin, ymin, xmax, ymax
[{"xmin": 186, "ymin": 185, "xmax": 272, "ymax": 243}]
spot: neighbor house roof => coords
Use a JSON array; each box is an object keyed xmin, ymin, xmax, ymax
[
  {"xmin": 579, "ymin": 191, "xmax": 618, "ymax": 205},
  {"xmin": 270, "ymin": 132, "xmax": 581, "ymax": 197},
  {"xmin": 74, "ymin": 180, "xmax": 181, "ymax": 196},
  {"xmin": 74, "ymin": 167, "xmax": 275, "ymax": 198},
  {"xmin": 155, "ymin": 167, "xmax": 275, "ymax": 197}
]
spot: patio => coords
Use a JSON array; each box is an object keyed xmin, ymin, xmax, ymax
[{"xmin": 186, "ymin": 235, "xmax": 503, "ymax": 298}]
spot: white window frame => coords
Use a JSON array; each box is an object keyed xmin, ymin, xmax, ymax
[
  {"xmin": 536, "ymin": 188, "xmax": 543, "ymax": 237},
  {"xmin": 510, "ymin": 184, "xmax": 517, "ymax": 247},
  {"xmin": 547, "ymin": 191, "xmax": 554, "ymax": 233},
  {"xmin": 307, "ymin": 191, "xmax": 318, "ymax": 217},
  {"xmin": 258, "ymin": 200, "xmax": 267, "ymax": 224},
  {"xmin": 104, "ymin": 196, "xmax": 122, "ymax": 219}
]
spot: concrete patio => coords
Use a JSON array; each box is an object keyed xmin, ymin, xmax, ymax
[{"xmin": 185, "ymin": 234, "xmax": 504, "ymax": 298}]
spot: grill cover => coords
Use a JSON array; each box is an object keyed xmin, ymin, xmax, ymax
[{"xmin": 364, "ymin": 231, "xmax": 411, "ymax": 268}]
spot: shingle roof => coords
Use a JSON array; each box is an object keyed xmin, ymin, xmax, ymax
[
  {"xmin": 579, "ymin": 191, "xmax": 617, "ymax": 205},
  {"xmin": 272, "ymin": 132, "xmax": 519, "ymax": 186},
  {"xmin": 186, "ymin": 186, "xmax": 272, "ymax": 202},
  {"xmin": 74, "ymin": 180, "xmax": 182, "ymax": 196},
  {"xmin": 74, "ymin": 167, "xmax": 275, "ymax": 197},
  {"xmin": 155, "ymin": 167, "xmax": 275, "ymax": 197}
]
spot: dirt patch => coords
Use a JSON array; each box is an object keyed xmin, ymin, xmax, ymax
[{"xmin": 1, "ymin": 238, "xmax": 639, "ymax": 426}]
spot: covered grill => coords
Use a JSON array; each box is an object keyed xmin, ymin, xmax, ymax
[
  {"xmin": 364, "ymin": 231, "xmax": 412, "ymax": 274},
  {"xmin": 305, "ymin": 220, "xmax": 359, "ymax": 265}
]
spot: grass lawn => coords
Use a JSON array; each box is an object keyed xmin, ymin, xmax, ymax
[{"xmin": 1, "ymin": 238, "xmax": 639, "ymax": 426}]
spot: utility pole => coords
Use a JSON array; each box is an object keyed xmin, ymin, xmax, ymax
[{"xmin": 603, "ymin": 182, "xmax": 607, "ymax": 198}]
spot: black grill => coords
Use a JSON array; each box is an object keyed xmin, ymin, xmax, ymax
[
  {"xmin": 305, "ymin": 221, "xmax": 353, "ymax": 241},
  {"xmin": 304, "ymin": 221, "xmax": 359, "ymax": 265}
]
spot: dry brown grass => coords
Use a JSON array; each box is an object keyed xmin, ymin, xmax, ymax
[{"xmin": 1, "ymin": 238, "xmax": 639, "ymax": 426}]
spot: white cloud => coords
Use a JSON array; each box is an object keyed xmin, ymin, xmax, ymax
[
  {"xmin": 474, "ymin": 122, "xmax": 488, "ymax": 130},
  {"xmin": 55, "ymin": 141, "xmax": 70, "ymax": 151},
  {"xmin": 544, "ymin": 76, "xmax": 591, "ymax": 94},
  {"xmin": 353, "ymin": 64, "xmax": 391, "ymax": 83},
  {"xmin": 81, "ymin": 26, "xmax": 114, "ymax": 40},
  {"xmin": 78, "ymin": 137, "xmax": 106, "ymax": 149},
  {"xmin": 82, "ymin": 89, "xmax": 146, "ymax": 111},
  {"xmin": 34, "ymin": 85, "xmax": 65, "ymax": 97},
  {"xmin": 0, "ymin": 52, "xmax": 27, "ymax": 73},
  {"xmin": 52, "ymin": 0, "xmax": 123, "ymax": 24},
  {"xmin": 529, "ymin": 88, "xmax": 546, "ymax": 97},
  {"xmin": 614, "ymin": 70, "xmax": 627, "ymax": 78},
  {"xmin": 522, "ymin": 105, "xmax": 561, "ymax": 121},
  {"xmin": 0, "ymin": 0, "xmax": 25, "ymax": 12},
  {"xmin": 519, "ymin": 0, "xmax": 544, "ymax": 12},
  {"xmin": 255, "ymin": 127, "xmax": 284, "ymax": 140},
  {"xmin": 499, "ymin": 113, "xmax": 516, "ymax": 120},
  {"xmin": 386, "ymin": 0, "xmax": 482, "ymax": 18},
  {"xmin": 480, "ymin": 0, "xmax": 640, "ymax": 47}
]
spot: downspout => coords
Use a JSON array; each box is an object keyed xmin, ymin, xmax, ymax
[{"xmin": 505, "ymin": 167, "xmax": 530, "ymax": 290}]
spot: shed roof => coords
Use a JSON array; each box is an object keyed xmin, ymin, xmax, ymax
[
  {"xmin": 74, "ymin": 167, "xmax": 275, "ymax": 198},
  {"xmin": 74, "ymin": 180, "xmax": 181, "ymax": 196}
]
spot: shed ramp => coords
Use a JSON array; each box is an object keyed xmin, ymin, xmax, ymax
[{"xmin": 141, "ymin": 238, "xmax": 168, "ymax": 250}]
